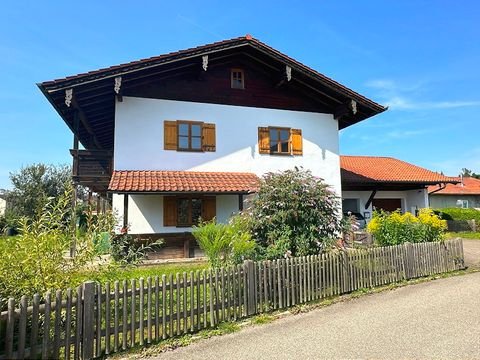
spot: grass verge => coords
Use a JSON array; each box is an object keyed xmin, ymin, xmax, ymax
[
  {"xmin": 445, "ymin": 232, "xmax": 480, "ymax": 240},
  {"xmin": 107, "ymin": 267, "xmax": 478, "ymax": 359},
  {"xmin": 73, "ymin": 261, "xmax": 209, "ymax": 286}
]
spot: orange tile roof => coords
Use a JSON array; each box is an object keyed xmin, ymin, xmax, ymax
[
  {"xmin": 340, "ymin": 156, "xmax": 458, "ymax": 185},
  {"xmin": 108, "ymin": 170, "xmax": 259, "ymax": 193},
  {"xmin": 428, "ymin": 177, "xmax": 480, "ymax": 195}
]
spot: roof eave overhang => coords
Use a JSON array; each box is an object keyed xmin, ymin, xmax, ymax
[
  {"xmin": 108, "ymin": 190, "xmax": 256, "ymax": 195},
  {"xmin": 342, "ymin": 179, "xmax": 459, "ymax": 191}
]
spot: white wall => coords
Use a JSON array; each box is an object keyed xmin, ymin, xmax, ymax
[
  {"xmin": 341, "ymin": 189, "xmax": 429, "ymax": 221},
  {"xmin": 112, "ymin": 193, "xmax": 240, "ymax": 234},
  {"xmin": 114, "ymin": 97, "xmax": 341, "ymax": 195},
  {"xmin": 0, "ymin": 198, "xmax": 5, "ymax": 216}
]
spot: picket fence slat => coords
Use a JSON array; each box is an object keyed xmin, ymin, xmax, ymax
[{"xmin": 0, "ymin": 239, "xmax": 465, "ymax": 360}]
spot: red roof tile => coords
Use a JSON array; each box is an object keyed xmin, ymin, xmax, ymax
[
  {"xmin": 428, "ymin": 177, "xmax": 480, "ymax": 195},
  {"xmin": 340, "ymin": 156, "xmax": 458, "ymax": 184},
  {"xmin": 109, "ymin": 170, "xmax": 259, "ymax": 193}
]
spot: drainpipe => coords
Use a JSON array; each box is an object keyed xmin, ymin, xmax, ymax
[
  {"xmin": 429, "ymin": 183, "xmax": 447, "ymax": 195},
  {"xmin": 428, "ymin": 183, "xmax": 447, "ymax": 207}
]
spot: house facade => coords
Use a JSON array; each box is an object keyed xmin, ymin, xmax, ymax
[
  {"xmin": 341, "ymin": 156, "xmax": 457, "ymax": 220},
  {"xmin": 429, "ymin": 177, "xmax": 480, "ymax": 209},
  {"xmin": 39, "ymin": 35, "xmax": 391, "ymax": 258}
]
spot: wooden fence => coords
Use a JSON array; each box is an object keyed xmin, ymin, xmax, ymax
[{"xmin": 0, "ymin": 239, "xmax": 465, "ymax": 360}]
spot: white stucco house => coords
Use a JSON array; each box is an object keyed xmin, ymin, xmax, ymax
[{"xmin": 38, "ymin": 35, "xmax": 454, "ymax": 258}]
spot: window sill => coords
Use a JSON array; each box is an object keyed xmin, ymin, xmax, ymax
[
  {"xmin": 269, "ymin": 152, "xmax": 293, "ymax": 156},
  {"xmin": 177, "ymin": 148, "xmax": 204, "ymax": 153}
]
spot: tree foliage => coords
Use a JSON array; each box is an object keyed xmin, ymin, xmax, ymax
[
  {"xmin": 244, "ymin": 168, "xmax": 343, "ymax": 259},
  {"xmin": 5, "ymin": 163, "xmax": 71, "ymax": 220},
  {"xmin": 461, "ymin": 168, "xmax": 480, "ymax": 179}
]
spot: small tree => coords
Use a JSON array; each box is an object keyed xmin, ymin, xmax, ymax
[
  {"xmin": 245, "ymin": 167, "xmax": 343, "ymax": 259},
  {"xmin": 5, "ymin": 163, "xmax": 71, "ymax": 220}
]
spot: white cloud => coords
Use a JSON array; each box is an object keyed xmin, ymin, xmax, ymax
[{"xmin": 365, "ymin": 78, "xmax": 480, "ymax": 111}]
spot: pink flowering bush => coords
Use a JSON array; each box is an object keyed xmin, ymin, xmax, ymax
[{"xmin": 244, "ymin": 167, "xmax": 343, "ymax": 259}]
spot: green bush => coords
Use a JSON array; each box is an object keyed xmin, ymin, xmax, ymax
[
  {"xmin": 244, "ymin": 167, "xmax": 343, "ymax": 259},
  {"xmin": 192, "ymin": 216, "xmax": 255, "ymax": 268},
  {"xmin": 434, "ymin": 208, "xmax": 480, "ymax": 221},
  {"xmin": 367, "ymin": 209, "xmax": 447, "ymax": 246},
  {"xmin": 0, "ymin": 185, "xmax": 116, "ymax": 307},
  {"xmin": 110, "ymin": 234, "xmax": 163, "ymax": 265}
]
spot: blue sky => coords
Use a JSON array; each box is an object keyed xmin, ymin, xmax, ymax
[{"xmin": 1, "ymin": 1, "xmax": 479, "ymax": 189}]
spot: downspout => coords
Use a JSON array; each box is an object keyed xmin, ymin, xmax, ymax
[{"xmin": 428, "ymin": 183, "xmax": 447, "ymax": 207}]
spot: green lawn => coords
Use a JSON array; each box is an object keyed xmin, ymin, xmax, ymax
[
  {"xmin": 74, "ymin": 261, "xmax": 209, "ymax": 286},
  {"xmin": 445, "ymin": 232, "xmax": 480, "ymax": 240}
]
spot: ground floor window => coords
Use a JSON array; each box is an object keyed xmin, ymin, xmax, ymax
[
  {"xmin": 164, "ymin": 195, "xmax": 216, "ymax": 227},
  {"xmin": 177, "ymin": 198, "xmax": 203, "ymax": 226},
  {"xmin": 456, "ymin": 199, "xmax": 468, "ymax": 208}
]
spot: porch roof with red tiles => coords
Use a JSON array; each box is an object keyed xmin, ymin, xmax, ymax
[
  {"xmin": 340, "ymin": 156, "xmax": 458, "ymax": 185},
  {"xmin": 108, "ymin": 170, "xmax": 259, "ymax": 193}
]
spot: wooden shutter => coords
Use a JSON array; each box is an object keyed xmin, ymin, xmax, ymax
[
  {"xmin": 258, "ymin": 127, "xmax": 270, "ymax": 154},
  {"xmin": 202, "ymin": 123, "xmax": 216, "ymax": 152},
  {"xmin": 291, "ymin": 128, "xmax": 303, "ymax": 155},
  {"xmin": 202, "ymin": 196, "xmax": 216, "ymax": 222},
  {"xmin": 164, "ymin": 121, "xmax": 177, "ymax": 150},
  {"xmin": 163, "ymin": 196, "xmax": 177, "ymax": 226}
]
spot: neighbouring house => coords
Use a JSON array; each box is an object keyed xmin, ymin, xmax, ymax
[
  {"xmin": 341, "ymin": 156, "xmax": 457, "ymax": 219},
  {"xmin": 39, "ymin": 35, "xmax": 452, "ymax": 258},
  {"xmin": 429, "ymin": 176, "xmax": 480, "ymax": 209},
  {"xmin": 0, "ymin": 195, "xmax": 6, "ymax": 217}
]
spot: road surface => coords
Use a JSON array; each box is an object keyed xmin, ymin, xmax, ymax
[{"xmin": 155, "ymin": 272, "xmax": 480, "ymax": 359}]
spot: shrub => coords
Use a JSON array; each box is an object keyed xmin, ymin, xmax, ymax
[
  {"xmin": 0, "ymin": 185, "xmax": 116, "ymax": 307},
  {"xmin": 244, "ymin": 167, "xmax": 343, "ymax": 259},
  {"xmin": 192, "ymin": 216, "xmax": 255, "ymax": 268},
  {"xmin": 110, "ymin": 234, "xmax": 163, "ymax": 265},
  {"xmin": 367, "ymin": 209, "xmax": 446, "ymax": 246},
  {"xmin": 434, "ymin": 208, "xmax": 480, "ymax": 221}
]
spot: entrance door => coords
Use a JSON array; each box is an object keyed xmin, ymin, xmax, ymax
[{"xmin": 372, "ymin": 198, "xmax": 402, "ymax": 212}]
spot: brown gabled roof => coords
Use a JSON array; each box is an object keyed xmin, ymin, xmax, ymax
[
  {"xmin": 109, "ymin": 170, "xmax": 259, "ymax": 193},
  {"xmin": 428, "ymin": 177, "xmax": 480, "ymax": 195},
  {"xmin": 341, "ymin": 156, "xmax": 458, "ymax": 185},
  {"xmin": 40, "ymin": 35, "xmax": 385, "ymax": 113}
]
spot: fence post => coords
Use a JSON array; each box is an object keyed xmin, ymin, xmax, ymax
[
  {"xmin": 243, "ymin": 260, "xmax": 257, "ymax": 316},
  {"xmin": 82, "ymin": 281, "xmax": 96, "ymax": 360}
]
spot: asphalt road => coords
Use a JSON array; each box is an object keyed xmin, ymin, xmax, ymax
[
  {"xmin": 464, "ymin": 239, "xmax": 480, "ymax": 269},
  {"xmin": 155, "ymin": 272, "xmax": 480, "ymax": 360}
]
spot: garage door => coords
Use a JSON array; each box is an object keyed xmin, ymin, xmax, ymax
[{"xmin": 372, "ymin": 198, "xmax": 402, "ymax": 212}]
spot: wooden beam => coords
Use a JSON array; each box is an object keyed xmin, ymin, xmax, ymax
[
  {"xmin": 72, "ymin": 110, "xmax": 79, "ymax": 150},
  {"xmin": 365, "ymin": 190, "xmax": 377, "ymax": 210},
  {"xmin": 70, "ymin": 95, "xmax": 103, "ymax": 149},
  {"xmin": 334, "ymin": 100, "xmax": 358, "ymax": 120},
  {"xmin": 123, "ymin": 194, "xmax": 129, "ymax": 231}
]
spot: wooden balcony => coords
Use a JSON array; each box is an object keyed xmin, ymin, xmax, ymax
[{"xmin": 70, "ymin": 149, "xmax": 113, "ymax": 194}]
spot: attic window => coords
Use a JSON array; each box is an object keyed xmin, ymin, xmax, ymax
[{"xmin": 231, "ymin": 69, "xmax": 244, "ymax": 89}]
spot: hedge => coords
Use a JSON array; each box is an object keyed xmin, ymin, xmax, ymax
[{"xmin": 433, "ymin": 208, "xmax": 480, "ymax": 221}]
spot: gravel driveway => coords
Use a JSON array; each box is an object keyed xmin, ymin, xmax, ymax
[{"xmin": 155, "ymin": 272, "xmax": 480, "ymax": 360}]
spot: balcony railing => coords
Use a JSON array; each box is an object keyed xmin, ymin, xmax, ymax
[{"xmin": 70, "ymin": 149, "xmax": 113, "ymax": 193}]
